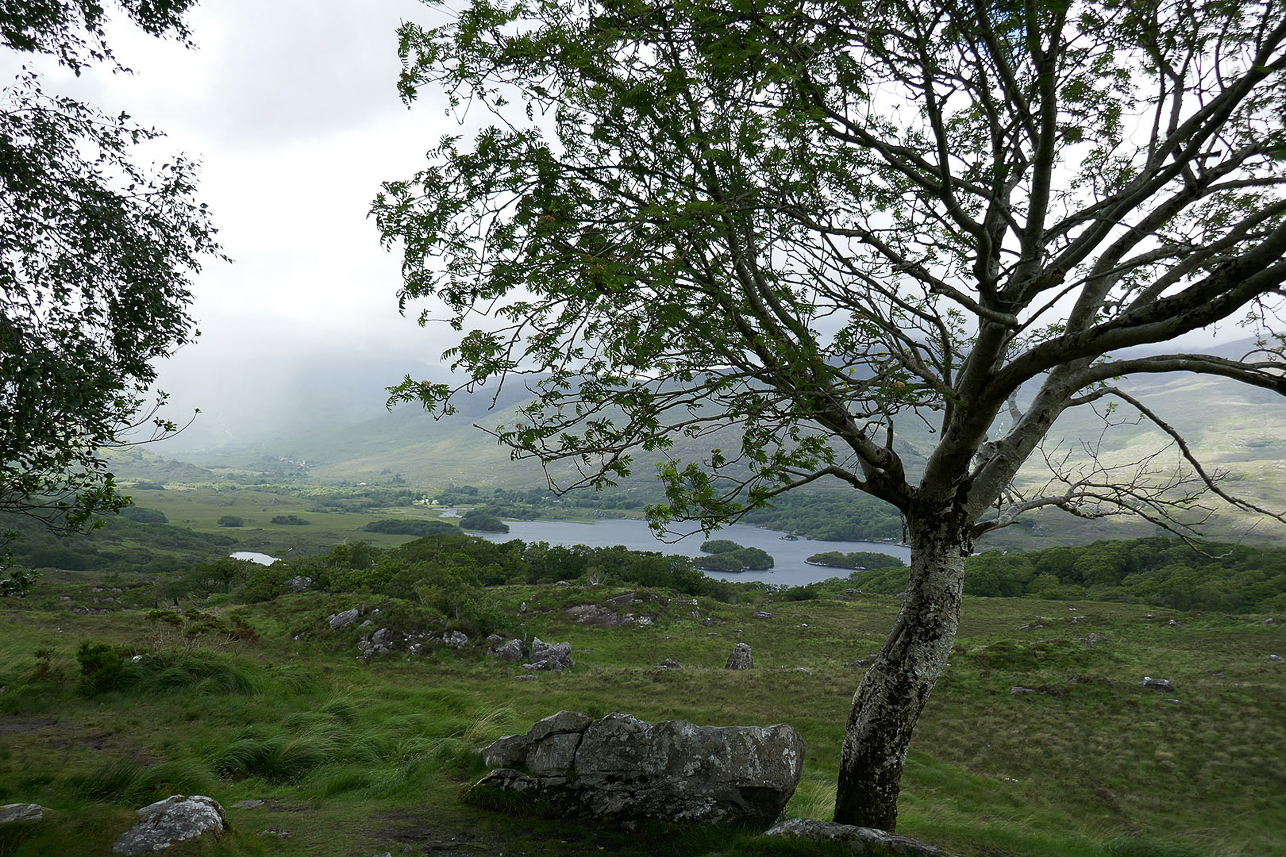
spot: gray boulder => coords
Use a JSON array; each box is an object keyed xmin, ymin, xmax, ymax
[
  {"xmin": 524, "ymin": 637, "xmax": 573, "ymax": 671},
  {"xmin": 0, "ymin": 803, "xmax": 47, "ymax": 824},
  {"xmin": 444, "ymin": 630, "xmax": 470, "ymax": 649},
  {"xmin": 1142, "ymin": 676, "xmax": 1175, "ymax": 692},
  {"xmin": 726, "ymin": 642, "xmax": 754, "ymax": 670},
  {"xmin": 329, "ymin": 608, "xmax": 360, "ymax": 630},
  {"xmin": 495, "ymin": 638, "xmax": 527, "ymax": 662},
  {"xmin": 287, "ymin": 575, "xmax": 313, "ymax": 593},
  {"xmin": 112, "ymin": 795, "xmax": 226, "ymax": 855},
  {"xmin": 766, "ymin": 819, "xmax": 961, "ymax": 856},
  {"xmin": 472, "ymin": 711, "xmax": 804, "ymax": 827}
]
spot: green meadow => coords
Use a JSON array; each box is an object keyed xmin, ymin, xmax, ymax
[{"xmin": 1, "ymin": 564, "xmax": 1281, "ymax": 857}]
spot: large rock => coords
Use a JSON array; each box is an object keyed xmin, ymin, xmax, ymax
[
  {"xmin": 472, "ymin": 711, "xmax": 804, "ymax": 827},
  {"xmin": 523, "ymin": 637, "xmax": 573, "ymax": 671},
  {"xmin": 495, "ymin": 638, "xmax": 527, "ymax": 662},
  {"xmin": 329, "ymin": 608, "xmax": 360, "ymax": 630},
  {"xmin": 766, "ymin": 819, "xmax": 961, "ymax": 856},
  {"xmin": 112, "ymin": 795, "xmax": 226, "ymax": 855},
  {"xmin": 726, "ymin": 642, "xmax": 754, "ymax": 670}
]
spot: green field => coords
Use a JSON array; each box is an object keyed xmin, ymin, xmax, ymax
[{"xmin": 1, "ymin": 565, "xmax": 1281, "ymax": 857}]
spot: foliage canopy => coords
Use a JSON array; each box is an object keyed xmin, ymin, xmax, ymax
[{"xmin": 0, "ymin": 0, "xmax": 220, "ymax": 576}]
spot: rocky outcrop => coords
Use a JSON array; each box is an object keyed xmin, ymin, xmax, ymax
[
  {"xmin": 472, "ymin": 710, "xmax": 804, "ymax": 827},
  {"xmin": 112, "ymin": 795, "xmax": 226, "ymax": 855},
  {"xmin": 523, "ymin": 638, "xmax": 573, "ymax": 671},
  {"xmin": 766, "ymin": 819, "xmax": 961, "ymax": 856},
  {"xmin": 726, "ymin": 642, "xmax": 754, "ymax": 670},
  {"xmin": 329, "ymin": 608, "xmax": 360, "ymax": 630}
]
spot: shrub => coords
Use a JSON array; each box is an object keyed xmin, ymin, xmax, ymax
[
  {"xmin": 271, "ymin": 514, "xmax": 310, "ymax": 526},
  {"xmin": 77, "ymin": 641, "xmax": 137, "ymax": 696},
  {"xmin": 217, "ymin": 515, "xmax": 244, "ymax": 527}
]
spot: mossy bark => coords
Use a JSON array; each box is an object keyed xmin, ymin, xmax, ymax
[{"xmin": 833, "ymin": 516, "xmax": 969, "ymax": 831}]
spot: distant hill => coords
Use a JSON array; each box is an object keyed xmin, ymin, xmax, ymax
[{"xmin": 146, "ymin": 339, "xmax": 1286, "ymax": 544}]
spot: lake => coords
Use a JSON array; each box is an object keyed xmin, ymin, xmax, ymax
[
  {"xmin": 477, "ymin": 519, "xmax": 909, "ymax": 586},
  {"xmin": 230, "ymin": 551, "xmax": 280, "ymax": 566}
]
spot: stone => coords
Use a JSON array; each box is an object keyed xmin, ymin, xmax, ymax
[
  {"xmin": 485, "ymin": 633, "xmax": 505, "ymax": 648},
  {"xmin": 726, "ymin": 642, "xmax": 754, "ymax": 670},
  {"xmin": 751, "ymin": 611, "xmax": 773, "ymax": 620},
  {"xmin": 1086, "ymin": 633, "xmax": 1105, "ymax": 645},
  {"xmin": 444, "ymin": 631, "xmax": 469, "ymax": 649},
  {"xmin": 524, "ymin": 638, "xmax": 573, "ymax": 671},
  {"xmin": 287, "ymin": 575, "xmax": 313, "ymax": 593},
  {"xmin": 473, "ymin": 711, "xmax": 804, "ymax": 827},
  {"xmin": 495, "ymin": 638, "xmax": 526, "ymax": 662},
  {"xmin": 112, "ymin": 795, "xmax": 226, "ymax": 855},
  {"xmin": 1142, "ymin": 676, "xmax": 1175, "ymax": 692},
  {"xmin": 655, "ymin": 658, "xmax": 681, "ymax": 669},
  {"xmin": 1010, "ymin": 686, "xmax": 1037, "ymax": 695},
  {"xmin": 0, "ymin": 803, "xmax": 47, "ymax": 824},
  {"xmin": 766, "ymin": 818, "xmax": 960, "ymax": 856},
  {"xmin": 1269, "ymin": 654, "xmax": 1283, "ymax": 662},
  {"xmin": 606, "ymin": 592, "xmax": 636, "ymax": 606},
  {"xmin": 699, "ymin": 618, "xmax": 714, "ymax": 627},
  {"xmin": 329, "ymin": 608, "xmax": 360, "ymax": 630},
  {"xmin": 1265, "ymin": 617, "xmax": 1277, "ymax": 625},
  {"xmin": 259, "ymin": 826, "xmax": 289, "ymax": 838},
  {"xmin": 1167, "ymin": 619, "xmax": 1180, "ymax": 627}
]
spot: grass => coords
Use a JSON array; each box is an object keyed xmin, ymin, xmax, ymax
[{"xmin": 0, "ymin": 577, "xmax": 1281, "ymax": 857}]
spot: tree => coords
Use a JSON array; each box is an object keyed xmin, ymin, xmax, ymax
[
  {"xmin": 375, "ymin": 0, "xmax": 1286, "ymax": 830},
  {"xmin": 1, "ymin": 0, "xmax": 220, "ymax": 593}
]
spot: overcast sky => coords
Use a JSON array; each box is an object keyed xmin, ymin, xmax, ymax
[{"xmin": 12, "ymin": 0, "xmax": 468, "ymax": 443}]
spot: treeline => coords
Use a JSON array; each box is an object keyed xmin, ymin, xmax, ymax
[
  {"xmin": 850, "ymin": 537, "xmax": 1286, "ymax": 612},
  {"xmin": 806, "ymin": 551, "xmax": 906, "ymax": 570},
  {"xmin": 0, "ymin": 512, "xmax": 235, "ymax": 576},
  {"xmin": 738, "ymin": 491, "xmax": 903, "ymax": 541}
]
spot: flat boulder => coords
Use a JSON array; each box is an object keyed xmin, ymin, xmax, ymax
[
  {"xmin": 472, "ymin": 710, "xmax": 804, "ymax": 827},
  {"xmin": 0, "ymin": 803, "xmax": 47, "ymax": 824},
  {"xmin": 112, "ymin": 795, "xmax": 226, "ymax": 855},
  {"xmin": 766, "ymin": 819, "xmax": 961, "ymax": 856}
]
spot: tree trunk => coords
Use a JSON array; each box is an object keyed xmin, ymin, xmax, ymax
[{"xmin": 833, "ymin": 514, "xmax": 969, "ymax": 831}]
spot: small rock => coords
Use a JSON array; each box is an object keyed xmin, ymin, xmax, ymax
[
  {"xmin": 359, "ymin": 619, "xmax": 373, "ymax": 628},
  {"xmin": 655, "ymin": 658, "xmax": 681, "ymax": 669},
  {"xmin": 1264, "ymin": 617, "xmax": 1276, "ymax": 625},
  {"xmin": 554, "ymin": 580, "xmax": 571, "ymax": 587},
  {"xmin": 329, "ymin": 608, "xmax": 360, "ymax": 630},
  {"xmin": 1165, "ymin": 698, "xmax": 1182, "ymax": 705},
  {"xmin": 726, "ymin": 642, "xmax": 754, "ymax": 670},
  {"xmin": 259, "ymin": 826, "xmax": 290, "ymax": 838},
  {"xmin": 699, "ymin": 618, "xmax": 713, "ymax": 627},
  {"xmin": 1010, "ymin": 686, "xmax": 1037, "ymax": 695},
  {"xmin": 795, "ymin": 667, "xmax": 813, "ymax": 675},
  {"xmin": 443, "ymin": 630, "xmax": 469, "ymax": 649},
  {"xmin": 485, "ymin": 633, "xmax": 504, "ymax": 648},
  {"xmin": 1086, "ymin": 633, "xmax": 1105, "ymax": 645},
  {"xmin": 1268, "ymin": 654, "xmax": 1283, "ymax": 662},
  {"xmin": 0, "ymin": 804, "xmax": 47, "ymax": 824},
  {"xmin": 515, "ymin": 674, "xmax": 539, "ymax": 680},
  {"xmin": 606, "ymin": 592, "xmax": 635, "ymax": 606},
  {"xmin": 1167, "ymin": 619, "xmax": 1180, "ymax": 627},
  {"xmin": 519, "ymin": 601, "xmax": 528, "ymax": 614},
  {"xmin": 287, "ymin": 575, "xmax": 312, "ymax": 593},
  {"xmin": 1142, "ymin": 676, "xmax": 1175, "ymax": 692},
  {"xmin": 751, "ymin": 611, "xmax": 773, "ymax": 620}
]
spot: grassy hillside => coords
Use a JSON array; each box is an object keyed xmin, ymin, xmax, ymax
[{"xmin": 1, "ymin": 560, "xmax": 1282, "ymax": 856}]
